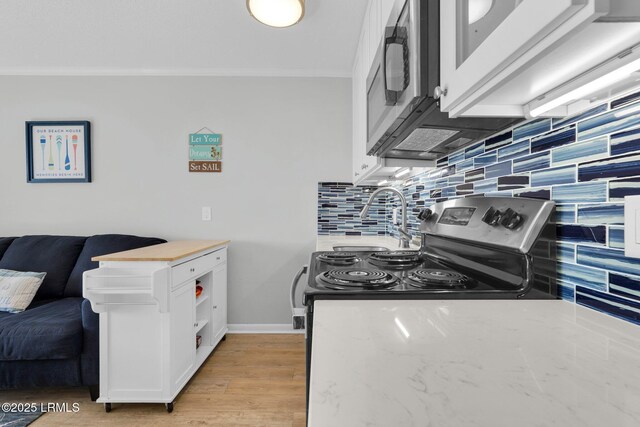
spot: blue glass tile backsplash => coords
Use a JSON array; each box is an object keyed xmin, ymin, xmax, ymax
[
  {"xmin": 513, "ymin": 151, "xmax": 550, "ymax": 173},
  {"xmin": 319, "ymin": 89, "xmax": 640, "ymax": 326},
  {"xmin": 317, "ymin": 183, "xmax": 389, "ymax": 236},
  {"xmin": 530, "ymin": 126, "xmax": 576, "ymax": 153},
  {"xmin": 609, "ymin": 176, "xmax": 640, "ymax": 201},
  {"xmin": 551, "ymin": 136, "xmax": 608, "ymax": 166}
]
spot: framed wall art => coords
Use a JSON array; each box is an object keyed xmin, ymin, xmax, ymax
[{"xmin": 26, "ymin": 121, "xmax": 91, "ymax": 183}]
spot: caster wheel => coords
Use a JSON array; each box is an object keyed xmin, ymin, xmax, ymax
[
  {"xmin": 105, "ymin": 403, "xmax": 112, "ymax": 413},
  {"xmin": 166, "ymin": 402, "xmax": 174, "ymax": 413}
]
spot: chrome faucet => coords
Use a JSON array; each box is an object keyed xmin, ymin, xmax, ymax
[{"xmin": 360, "ymin": 187, "xmax": 411, "ymax": 248}]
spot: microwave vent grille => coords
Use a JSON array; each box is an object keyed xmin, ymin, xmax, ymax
[{"xmin": 395, "ymin": 128, "xmax": 458, "ymax": 152}]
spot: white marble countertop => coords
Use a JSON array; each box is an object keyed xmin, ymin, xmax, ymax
[
  {"xmin": 316, "ymin": 235, "xmax": 420, "ymax": 251},
  {"xmin": 309, "ymin": 300, "xmax": 640, "ymax": 427}
]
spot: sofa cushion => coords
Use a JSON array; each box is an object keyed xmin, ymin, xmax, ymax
[
  {"xmin": 0, "ymin": 238, "xmax": 16, "ymax": 260},
  {"xmin": 0, "ymin": 298, "xmax": 83, "ymax": 360},
  {"xmin": 0, "ymin": 269, "xmax": 47, "ymax": 313},
  {"xmin": 65, "ymin": 234, "xmax": 166, "ymax": 297},
  {"xmin": 0, "ymin": 236, "xmax": 87, "ymax": 300}
]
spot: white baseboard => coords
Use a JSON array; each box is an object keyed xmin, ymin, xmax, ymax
[{"xmin": 227, "ymin": 323, "xmax": 305, "ymax": 334}]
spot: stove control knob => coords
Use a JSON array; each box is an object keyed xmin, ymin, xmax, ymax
[
  {"xmin": 418, "ymin": 208, "xmax": 433, "ymax": 221},
  {"xmin": 501, "ymin": 208, "xmax": 524, "ymax": 230},
  {"xmin": 481, "ymin": 207, "xmax": 503, "ymax": 226}
]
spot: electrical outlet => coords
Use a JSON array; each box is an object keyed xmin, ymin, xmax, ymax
[
  {"xmin": 202, "ymin": 207, "xmax": 212, "ymax": 221},
  {"xmin": 625, "ymin": 195, "xmax": 640, "ymax": 258}
]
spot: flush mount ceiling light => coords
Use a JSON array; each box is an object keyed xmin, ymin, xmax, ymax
[
  {"xmin": 468, "ymin": 0, "xmax": 493, "ymax": 24},
  {"xmin": 247, "ymin": 0, "xmax": 305, "ymax": 28}
]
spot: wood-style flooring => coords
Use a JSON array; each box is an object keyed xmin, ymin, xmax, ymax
[{"xmin": 2, "ymin": 334, "xmax": 306, "ymax": 426}]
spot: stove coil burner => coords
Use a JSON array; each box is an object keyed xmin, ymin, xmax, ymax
[
  {"xmin": 317, "ymin": 252, "xmax": 360, "ymax": 266},
  {"xmin": 407, "ymin": 269, "xmax": 472, "ymax": 289},
  {"xmin": 368, "ymin": 251, "xmax": 421, "ymax": 268},
  {"xmin": 318, "ymin": 268, "xmax": 399, "ymax": 290}
]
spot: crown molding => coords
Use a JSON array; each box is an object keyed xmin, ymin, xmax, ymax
[{"xmin": 0, "ymin": 67, "xmax": 351, "ymax": 78}]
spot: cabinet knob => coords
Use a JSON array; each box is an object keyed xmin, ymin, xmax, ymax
[
  {"xmin": 216, "ymin": 257, "xmax": 220, "ymax": 260},
  {"xmin": 194, "ymin": 322, "xmax": 198, "ymax": 327},
  {"xmin": 213, "ymin": 305, "xmax": 218, "ymax": 309},
  {"xmin": 434, "ymin": 86, "xmax": 448, "ymax": 99},
  {"xmin": 355, "ymin": 172, "xmax": 359, "ymax": 176},
  {"xmin": 190, "ymin": 268, "xmax": 195, "ymax": 273}
]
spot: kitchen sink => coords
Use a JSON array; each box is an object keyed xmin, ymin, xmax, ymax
[{"xmin": 332, "ymin": 245, "xmax": 389, "ymax": 252}]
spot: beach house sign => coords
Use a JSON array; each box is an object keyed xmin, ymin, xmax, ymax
[{"xmin": 189, "ymin": 128, "xmax": 222, "ymax": 173}]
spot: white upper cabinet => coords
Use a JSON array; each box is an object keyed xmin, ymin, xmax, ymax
[
  {"xmin": 440, "ymin": 0, "xmax": 640, "ymax": 119},
  {"xmin": 368, "ymin": 0, "xmax": 381, "ymax": 62},
  {"xmin": 352, "ymin": 0, "xmax": 382, "ymax": 184}
]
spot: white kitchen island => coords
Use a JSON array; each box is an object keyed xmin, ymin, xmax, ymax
[
  {"xmin": 83, "ymin": 240, "xmax": 229, "ymax": 412},
  {"xmin": 309, "ymin": 300, "xmax": 640, "ymax": 427}
]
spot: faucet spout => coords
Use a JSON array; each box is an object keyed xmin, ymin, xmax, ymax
[
  {"xmin": 359, "ymin": 203, "xmax": 371, "ymax": 220},
  {"xmin": 360, "ymin": 187, "xmax": 411, "ymax": 248}
]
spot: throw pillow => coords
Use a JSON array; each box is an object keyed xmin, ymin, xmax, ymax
[{"xmin": 0, "ymin": 269, "xmax": 47, "ymax": 313}]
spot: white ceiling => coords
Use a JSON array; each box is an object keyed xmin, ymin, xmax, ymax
[{"xmin": 0, "ymin": 0, "xmax": 367, "ymax": 77}]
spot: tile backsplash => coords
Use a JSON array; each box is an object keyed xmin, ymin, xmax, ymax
[
  {"xmin": 319, "ymin": 89, "xmax": 640, "ymax": 326},
  {"xmin": 397, "ymin": 90, "xmax": 640, "ymax": 326},
  {"xmin": 317, "ymin": 183, "xmax": 389, "ymax": 236}
]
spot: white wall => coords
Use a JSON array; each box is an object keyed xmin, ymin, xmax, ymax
[{"xmin": 0, "ymin": 76, "xmax": 352, "ymax": 325}]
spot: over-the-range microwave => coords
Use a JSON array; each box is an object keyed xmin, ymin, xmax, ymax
[{"xmin": 366, "ymin": 0, "xmax": 521, "ymax": 161}]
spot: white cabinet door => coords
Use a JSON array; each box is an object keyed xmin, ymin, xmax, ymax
[
  {"xmin": 352, "ymin": 41, "xmax": 363, "ymax": 183},
  {"xmin": 368, "ymin": 0, "xmax": 381, "ymax": 64},
  {"xmin": 359, "ymin": 4, "xmax": 370, "ymax": 73},
  {"xmin": 440, "ymin": 0, "xmax": 602, "ymax": 117},
  {"xmin": 210, "ymin": 263, "xmax": 227, "ymax": 342},
  {"xmin": 170, "ymin": 281, "xmax": 195, "ymax": 392},
  {"xmin": 352, "ymin": 0, "xmax": 384, "ymax": 184}
]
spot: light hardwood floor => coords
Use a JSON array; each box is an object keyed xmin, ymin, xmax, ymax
[{"xmin": 3, "ymin": 334, "xmax": 306, "ymax": 427}]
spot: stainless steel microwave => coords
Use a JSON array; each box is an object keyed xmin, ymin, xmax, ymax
[{"xmin": 366, "ymin": 0, "xmax": 520, "ymax": 161}]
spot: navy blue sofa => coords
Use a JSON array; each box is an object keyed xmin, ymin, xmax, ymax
[{"xmin": 0, "ymin": 234, "xmax": 165, "ymax": 399}]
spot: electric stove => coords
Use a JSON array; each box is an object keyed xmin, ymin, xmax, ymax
[{"xmin": 294, "ymin": 196, "xmax": 558, "ymax": 419}]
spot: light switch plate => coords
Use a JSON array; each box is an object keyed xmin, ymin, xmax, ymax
[
  {"xmin": 625, "ymin": 196, "xmax": 640, "ymax": 258},
  {"xmin": 201, "ymin": 207, "xmax": 212, "ymax": 221}
]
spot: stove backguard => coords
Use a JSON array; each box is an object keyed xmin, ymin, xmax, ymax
[{"xmin": 419, "ymin": 197, "xmax": 555, "ymax": 254}]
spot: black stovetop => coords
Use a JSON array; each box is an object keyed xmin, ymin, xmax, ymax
[{"xmin": 303, "ymin": 250, "xmax": 554, "ymax": 305}]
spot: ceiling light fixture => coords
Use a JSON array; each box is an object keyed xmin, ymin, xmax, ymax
[
  {"xmin": 247, "ymin": 0, "xmax": 305, "ymax": 28},
  {"xmin": 468, "ymin": 0, "xmax": 494, "ymax": 24}
]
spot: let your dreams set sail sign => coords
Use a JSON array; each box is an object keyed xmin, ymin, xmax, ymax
[{"xmin": 189, "ymin": 128, "xmax": 222, "ymax": 173}]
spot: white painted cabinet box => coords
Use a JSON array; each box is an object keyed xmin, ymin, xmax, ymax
[
  {"xmin": 83, "ymin": 241, "xmax": 229, "ymax": 412},
  {"xmin": 440, "ymin": 0, "xmax": 640, "ymax": 118},
  {"xmin": 352, "ymin": 0, "xmax": 397, "ymax": 184}
]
